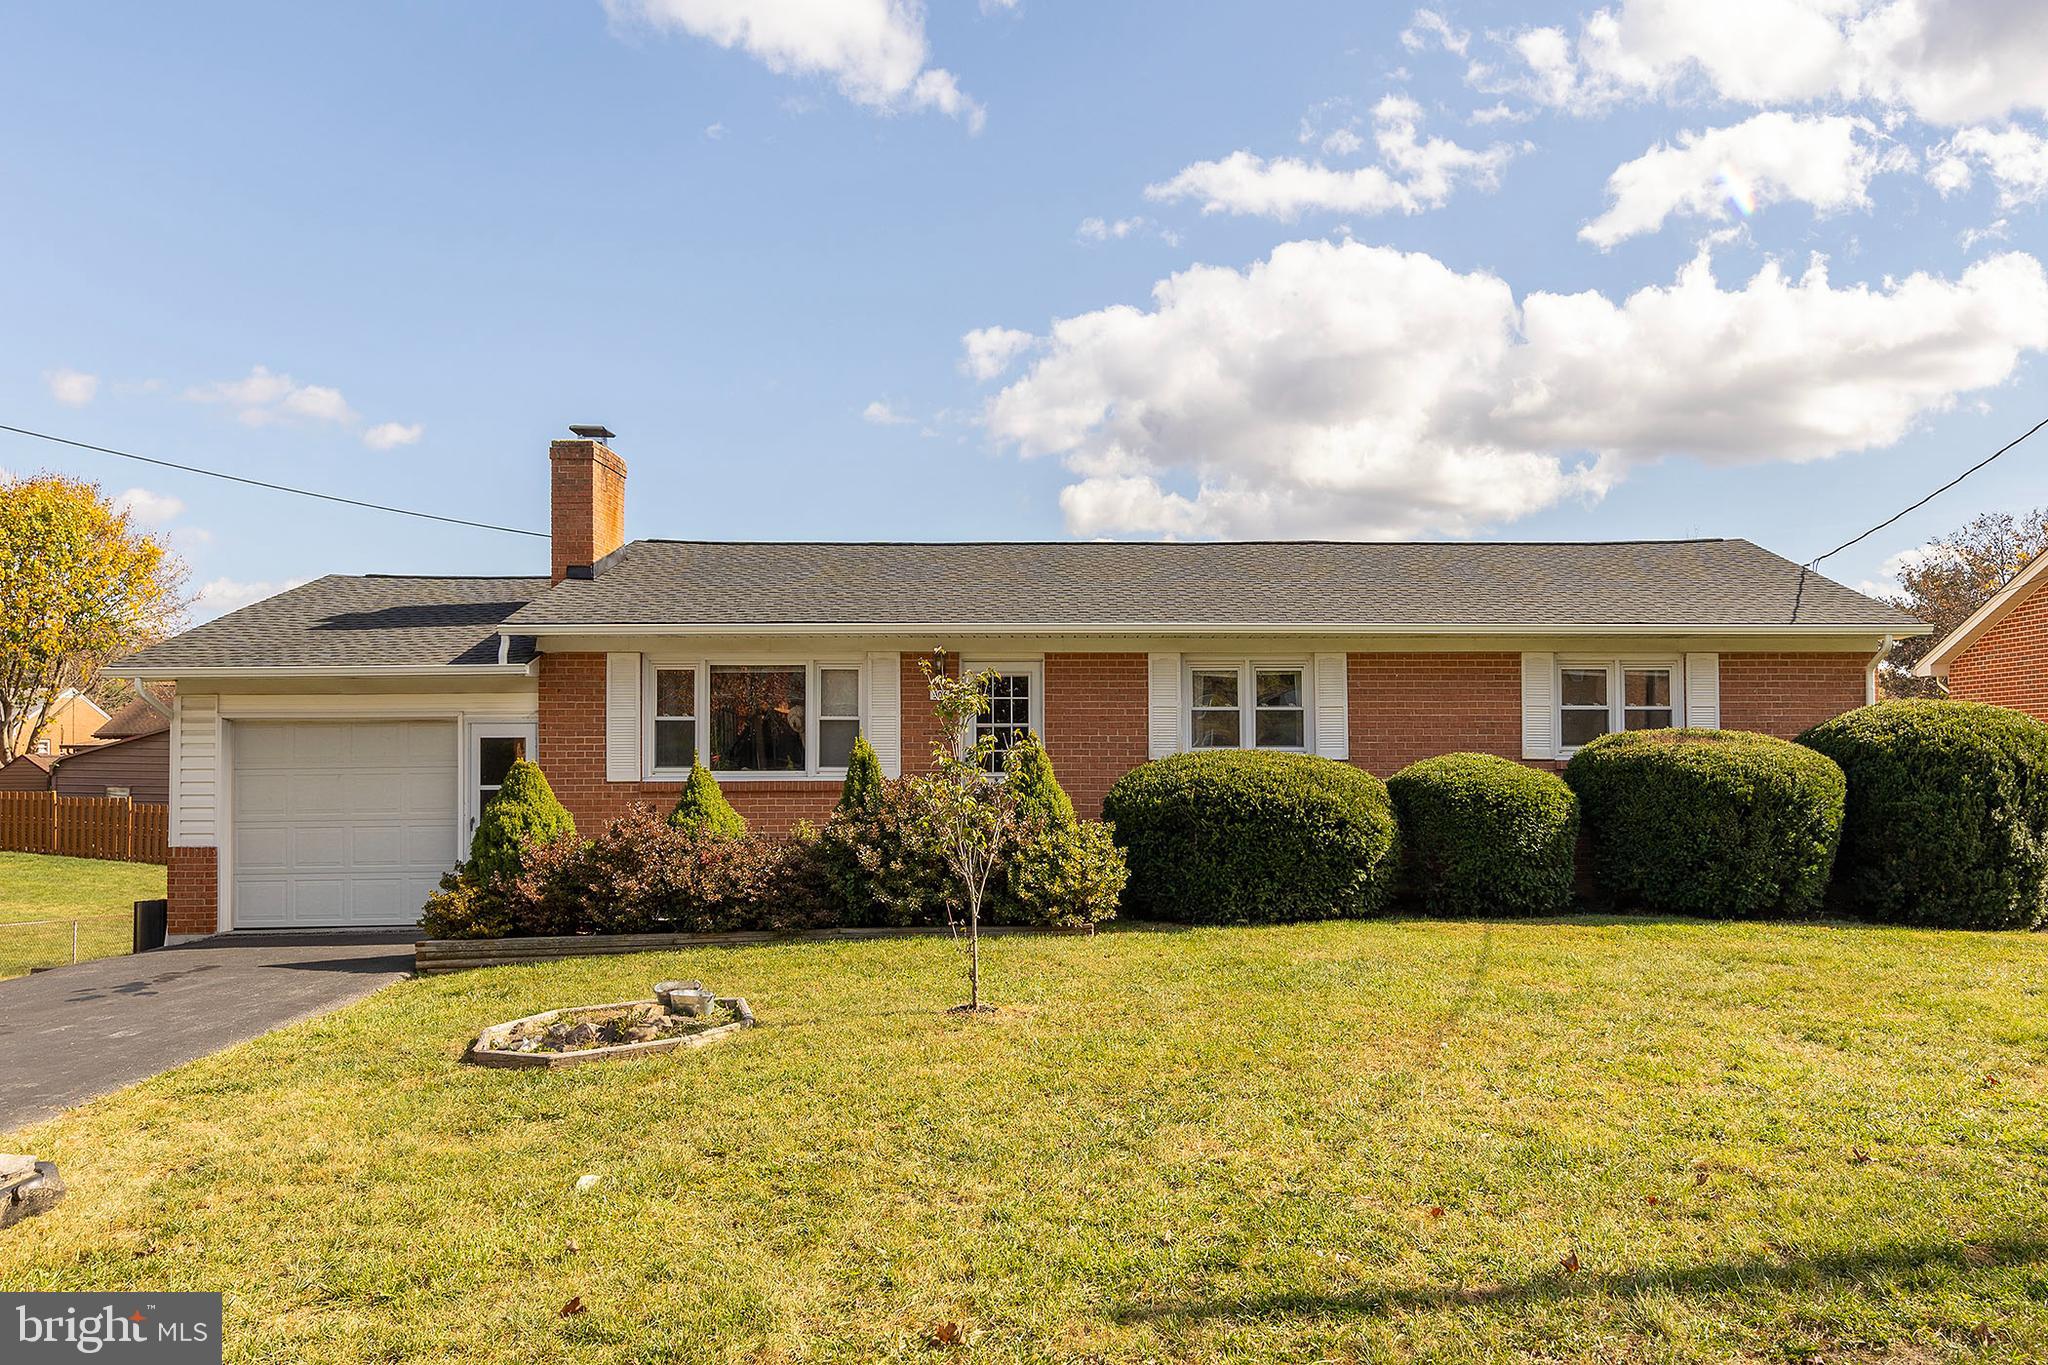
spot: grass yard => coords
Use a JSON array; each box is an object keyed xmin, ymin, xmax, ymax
[
  {"xmin": 0, "ymin": 851, "xmax": 163, "ymax": 979},
  {"xmin": 4, "ymin": 919, "xmax": 2046, "ymax": 1363}
]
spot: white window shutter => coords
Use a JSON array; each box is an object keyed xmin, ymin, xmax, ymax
[
  {"xmin": 1313, "ymin": 653, "xmax": 1349, "ymax": 760},
  {"xmin": 605, "ymin": 652, "xmax": 641, "ymax": 782},
  {"xmin": 1521, "ymin": 652, "xmax": 1557, "ymax": 760},
  {"xmin": 1685, "ymin": 653, "xmax": 1721, "ymax": 729},
  {"xmin": 1147, "ymin": 652, "xmax": 1182, "ymax": 759},
  {"xmin": 865, "ymin": 651, "xmax": 902, "ymax": 778}
]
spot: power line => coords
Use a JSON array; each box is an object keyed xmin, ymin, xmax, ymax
[
  {"xmin": 1808, "ymin": 414, "xmax": 2048, "ymax": 568},
  {"xmin": 0, "ymin": 422, "xmax": 549, "ymax": 540}
]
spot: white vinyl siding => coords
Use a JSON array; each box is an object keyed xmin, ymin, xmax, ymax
[{"xmin": 171, "ymin": 692, "xmax": 221, "ymax": 845}]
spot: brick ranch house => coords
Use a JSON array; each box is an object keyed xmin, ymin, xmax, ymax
[
  {"xmin": 118, "ymin": 431, "xmax": 1927, "ymax": 939},
  {"xmin": 1913, "ymin": 551, "xmax": 2048, "ymax": 715}
]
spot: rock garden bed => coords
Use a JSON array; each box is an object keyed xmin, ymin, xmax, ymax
[{"xmin": 464, "ymin": 980, "xmax": 755, "ymax": 1069}]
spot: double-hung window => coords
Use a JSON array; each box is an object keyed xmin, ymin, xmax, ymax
[
  {"xmin": 964, "ymin": 662, "xmax": 1041, "ymax": 771},
  {"xmin": 1557, "ymin": 659, "xmax": 1679, "ymax": 752},
  {"xmin": 1187, "ymin": 662, "xmax": 1309, "ymax": 751},
  {"xmin": 647, "ymin": 661, "xmax": 863, "ymax": 778}
]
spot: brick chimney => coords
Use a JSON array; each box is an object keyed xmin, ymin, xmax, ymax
[{"xmin": 549, "ymin": 428, "xmax": 627, "ymax": 584}]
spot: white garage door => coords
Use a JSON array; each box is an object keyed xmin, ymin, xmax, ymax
[{"xmin": 231, "ymin": 720, "xmax": 458, "ymax": 928}]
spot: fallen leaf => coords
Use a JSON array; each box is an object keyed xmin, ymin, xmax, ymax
[
  {"xmin": 1645, "ymin": 1195, "xmax": 1660, "ymax": 1206},
  {"xmin": 1694, "ymin": 1170, "xmax": 1709, "ymax": 1186},
  {"xmin": 1427, "ymin": 1206, "xmax": 1445, "ymax": 1220},
  {"xmin": 559, "ymin": 1296, "xmax": 586, "ymax": 1318},
  {"xmin": 930, "ymin": 1321, "xmax": 964, "ymax": 1347},
  {"xmin": 1559, "ymin": 1250, "xmax": 1580, "ymax": 1275},
  {"xmin": 564, "ymin": 1238, "xmax": 579, "ymax": 1254},
  {"xmin": 1982, "ymin": 1074, "xmax": 2001, "ymax": 1089},
  {"xmin": 1850, "ymin": 1147, "xmax": 1871, "ymax": 1165},
  {"xmin": 574, "ymin": 1173, "xmax": 601, "ymax": 1193}
]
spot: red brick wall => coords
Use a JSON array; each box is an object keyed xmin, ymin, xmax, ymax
[
  {"xmin": 1348, "ymin": 652, "xmax": 1527, "ymax": 776},
  {"xmin": 1043, "ymin": 653, "xmax": 1149, "ymax": 819},
  {"xmin": 167, "ymin": 845, "xmax": 217, "ymax": 936},
  {"xmin": 1718, "ymin": 652, "xmax": 1870, "ymax": 737},
  {"xmin": 549, "ymin": 440, "xmax": 627, "ymax": 584},
  {"xmin": 1947, "ymin": 587, "xmax": 2048, "ymax": 720},
  {"xmin": 900, "ymin": 650, "xmax": 957, "ymax": 775},
  {"xmin": 538, "ymin": 653, "xmax": 840, "ymax": 832}
]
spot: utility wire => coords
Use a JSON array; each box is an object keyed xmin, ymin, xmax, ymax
[
  {"xmin": 1807, "ymin": 414, "xmax": 2048, "ymax": 567},
  {"xmin": 0, "ymin": 422, "xmax": 549, "ymax": 539}
]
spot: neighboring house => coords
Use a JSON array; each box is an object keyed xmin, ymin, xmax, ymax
[
  {"xmin": 4, "ymin": 689, "xmax": 112, "ymax": 756},
  {"xmin": 117, "ymin": 431, "xmax": 1928, "ymax": 938},
  {"xmin": 0, "ymin": 695, "xmax": 171, "ymax": 802},
  {"xmin": 1912, "ymin": 553, "xmax": 2048, "ymax": 713},
  {"xmin": 0, "ymin": 752, "xmax": 56, "ymax": 792},
  {"xmin": 93, "ymin": 688, "xmax": 175, "ymax": 742}
]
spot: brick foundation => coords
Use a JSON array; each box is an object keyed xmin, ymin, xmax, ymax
[
  {"xmin": 1946, "ymin": 585, "xmax": 2048, "ymax": 720},
  {"xmin": 166, "ymin": 845, "xmax": 218, "ymax": 935},
  {"xmin": 1718, "ymin": 652, "xmax": 1871, "ymax": 737}
]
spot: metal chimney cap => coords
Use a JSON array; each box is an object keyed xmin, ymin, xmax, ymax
[{"xmin": 568, "ymin": 424, "xmax": 616, "ymax": 441}]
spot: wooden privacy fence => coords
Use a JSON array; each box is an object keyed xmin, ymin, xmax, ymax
[{"xmin": 0, "ymin": 792, "xmax": 169, "ymax": 864}]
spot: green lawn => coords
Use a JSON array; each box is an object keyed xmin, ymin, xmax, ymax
[
  {"xmin": 5, "ymin": 919, "xmax": 2046, "ymax": 1362},
  {"xmin": 0, "ymin": 851, "xmax": 164, "ymax": 979}
]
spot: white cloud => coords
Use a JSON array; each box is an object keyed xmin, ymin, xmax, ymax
[
  {"xmin": 1854, "ymin": 543, "xmax": 1937, "ymax": 598},
  {"xmin": 185, "ymin": 365, "xmax": 359, "ymax": 428},
  {"xmin": 1478, "ymin": 0, "xmax": 2048, "ymax": 126},
  {"xmin": 362, "ymin": 421, "xmax": 424, "ymax": 451},
  {"xmin": 958, "ymin": 326, "xmax": 1037, "ymax": 381},
  {"xmin": 1929, "ymin": 123, "xmax": 2048, "ymax": 205},
  {"xmin": 1960, "ymin": 217, "xmax": 2011, "ymax": 249},
  {"xmin": 980, "ymin": 238, "xmax": 2048, "ymax": 539},
  {"xmin": 980, "ymin": 0, "xmax": 1020, "ymax": 12},
  {"xmin": 44, "ymin": 368, "xmax": 98, "ymax": 407},
  {"xmin": 193, "ymin": 577, "xmax": 308, "ymax": 620},
  {"xmin": 1583, "ymin": 112, "xmax": 1911, "ymax": 247},
  {"xmin": 1401, "ymin": 8, "xmax": 1469, "ymax": 57},
  {"xmin": 704, "ymin": 120, "xmax": 727, "ymax": 139},
  {"xmin": 604, "ymin": 0, "xmax": 984, "ymax": 131},
  {"xmin": 1146, "ymin": 95, "xmax": 1519, "ymax": 220},
  {"xmin": 862, "ymin": 399, "xmax": 913, "ymax": 425},
  {"xmin": 111, "ymin": 488, "xmax": 183, "ymax": 527},
  {"xmin": 1075, "ymin": 215, "xmax": 1179, "ymax": 246}
]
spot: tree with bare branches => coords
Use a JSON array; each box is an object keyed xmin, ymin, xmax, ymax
[{"xmin": 1879, "ymin": 509, "xmax": 2048, "ymax": 698}]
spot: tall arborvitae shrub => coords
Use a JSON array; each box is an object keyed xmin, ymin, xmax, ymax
[
  {"xmin": 1004, "ymin": 733, "xmax": 1077, "ymax": 828},
  {"xmin": 837, "ymin": 734, "xmax": 885, "ymax": 815},
  {"xmin": 668, "ymin": 764, "xmax": 748, "ymax": 840},
  {"xmin": 466, "ymin": 759, "xmax": 575, "ymax": 884}
]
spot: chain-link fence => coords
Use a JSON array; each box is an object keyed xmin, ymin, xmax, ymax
[{"xmin": 0, "ymin": 912, "xmax": 135, "ymax": 980}]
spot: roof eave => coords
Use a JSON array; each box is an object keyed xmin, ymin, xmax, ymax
[
  {"xmin": 500, "ymin": 620, "xmax": 1930, "ymax": 638},
  {"xmin": 1912, "ymin": 554, "xmax": 2048, "ymax": 678},
  {"xmin": 121, "ymin": 663, "xmax": 539, "ymax": 681}
]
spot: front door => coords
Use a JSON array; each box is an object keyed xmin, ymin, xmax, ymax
[{"xmin": 469, "ymin": 721, "xmax": 539, "ymax": 843}]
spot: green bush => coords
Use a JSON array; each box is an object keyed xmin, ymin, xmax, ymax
[
  {"xmin": 1387, "ymin": 753, "xmax": 1578, "ymax": 917},
  {"xmin": 997, "ymin": 819, "xmax": 1126, "ymax": 928},
  {"xmin": 1005, "ymin": 734, "xmax": 1078, "ymax": 828},
  {"xmin": 669, "ymin": 765, "xmax": 747, "ymax": 840},
  {"xmin": 1102, "ymin": 750, "xmax": 1397, "ymax": 924},
  {"xmin": 1565, "ymin": 729, "xmax": 1844, "ymax": 919},
  {"xmin": 1800, "ymin": 700, "xmax": 2048, "ymax": 930},
  {"xmin": 817, "ymin": 776, "xmax": 959, "ymax": 927},
  {"xmin": 837, "ymin": 735, "xmax": 885, "ymax": 815},
  {"xmin": 465, "ymin": 760, "xmax": 574, "ymax": 885}
]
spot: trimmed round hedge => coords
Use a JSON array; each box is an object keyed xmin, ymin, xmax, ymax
[
  {"xmin": 1102, "ymin": 750, "xmax": 1397, "ymax": 924},
  {"xmin": 1388, "ymin": 753, "xmax": 1578, "ymax": 916},
  {"xmin": 1565, "ymin": 729, "xmax": 1844, "ymax": 919},
  {"xmin": 1799, "ymin": 700, "xmax": 2048, "ymax": 930}
]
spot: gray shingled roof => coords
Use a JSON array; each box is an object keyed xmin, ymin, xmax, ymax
[
  {"xmin": 119, "ymin": 576, "xmax": 547, "ymax": 671},
  {"xmin": 505, "ymin": 539, "xmax": 1923, "ymax": 631}
]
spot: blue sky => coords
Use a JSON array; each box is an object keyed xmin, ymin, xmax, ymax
[{"xmin": 4, "ymin": 0, "xmax": 2045, "ymax": 618}]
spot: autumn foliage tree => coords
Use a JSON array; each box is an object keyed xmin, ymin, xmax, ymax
[
  {"xmin": 0, "ymin": 473, "xmax": 186, "ymax": 760},
  {"xmin": 1880, "ymin": 508, "xmax": 2048, "ymax": 698}
]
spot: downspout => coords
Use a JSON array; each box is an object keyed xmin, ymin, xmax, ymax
[
  {"xmin": 129, "ymin": 680, "xmax": 173, "ymax": 720},
  {"xmin": 1865, "ymin": 635, "xmax": 1893, "ymax": 706}
]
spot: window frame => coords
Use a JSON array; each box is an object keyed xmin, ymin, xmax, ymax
[
  {"xmin": 1183, "ymin": 658, "xmax": 1313, "ymax": 753},
  {"xmin": 960, "ymin": 659, "xmax": 1045, "ymax": 767},
  {"xmin": 1554, "ymin": 655, "xmax": 1685, "ymax": 756},
  {"xmin": 643, "ymin": 657, "xmax": 865, "ymax": 782}
]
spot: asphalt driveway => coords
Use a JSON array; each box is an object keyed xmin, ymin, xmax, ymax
[{"xmin": 0, "ymin": 932, "xmax": 414, "ymax": 1133}]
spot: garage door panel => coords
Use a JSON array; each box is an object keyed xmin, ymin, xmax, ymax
[{"xmin": 233, "ymin": 720, "xmax": 458, "ymax": 928}]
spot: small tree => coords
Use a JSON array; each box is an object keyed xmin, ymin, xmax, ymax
[
  {"xmin": 1, "ymin": 473, "xmax": 186, "ymax": 760},
  {"xmin": 1004, "ymin": 733, "xmax": 1076, "ymax": 829},
  {"xmin": 669, "ymin": 765, "xmax": 748, "ymax": 840},
  {"xmin": 468, "ymin": 760, "xmax": 575, "ymax": 884},
  {"xmin": 837, "ymin": 734, "xmax": 884, "ymax": 814},
  {"xmin": 918, "ymin": 649, "xmax": 1018, "ymax": 1012}
]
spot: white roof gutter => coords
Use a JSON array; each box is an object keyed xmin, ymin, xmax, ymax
[
  {"xmin": 122, "ymin": 663, "xmax": 539, "ymax": 681},
  {"xmin": 500, "ymin": 620, "xmax": 1930, "ymax": 639}
]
